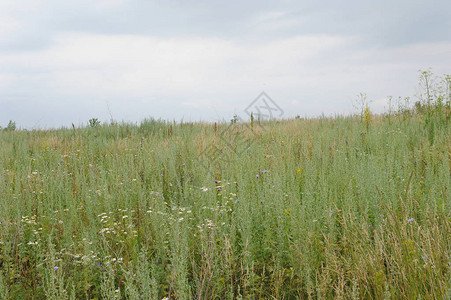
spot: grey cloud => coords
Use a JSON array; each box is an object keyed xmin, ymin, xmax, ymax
[
  {"xmin": 258, "ymin": 1, "xmax": 451, "ymax": 46},
  {"xmin": 46, "ymin": 1, "xmax": 451, "ymax": 45},
  {"xmin": 2, "ymin": 0, "xmax": 449, "ymax": 54},
  {"xmin": 0, "ymin": 29, "xmax": 54, "ymax": 53}
]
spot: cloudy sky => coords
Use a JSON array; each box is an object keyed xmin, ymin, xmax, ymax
[{"xmin": 0, "ymin": 0, "xmax": 450, "ymax": 128}]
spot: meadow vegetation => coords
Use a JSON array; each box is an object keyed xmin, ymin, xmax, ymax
[{"xmin": 0, "ymin": 72, "xmax": 449, "ymax": 299}]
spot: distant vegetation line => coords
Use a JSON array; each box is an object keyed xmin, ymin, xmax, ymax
[{"xmin": 1, "ymin": 71, "xmax": 449, "ymax": 132}]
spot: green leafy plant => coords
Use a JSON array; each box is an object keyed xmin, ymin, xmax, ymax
[
  {"xmin": 88, "ymin": 118, "xmax": 101, "ymax": 128},
  {"xmin": 4, "ymin": 120, "xmax": 16, "ymax": 131}
]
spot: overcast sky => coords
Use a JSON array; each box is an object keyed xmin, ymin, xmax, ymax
[{"xmin": 1, "ymin": 0, "xmax": 450, "ymax": 129}]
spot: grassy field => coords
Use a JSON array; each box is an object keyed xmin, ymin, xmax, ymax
[{"xmin": 0, "ymin": 96, "xmax": 450, "ymax": 298}]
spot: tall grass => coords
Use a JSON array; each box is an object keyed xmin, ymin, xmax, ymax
[{"xmin": 0, "ymin": 93, "xmax": 450, "ymax": 298}]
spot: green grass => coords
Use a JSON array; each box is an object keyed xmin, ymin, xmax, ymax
[{"xmin": 0, "ymin": 107, "xmax": 450, "ymax": 299}]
